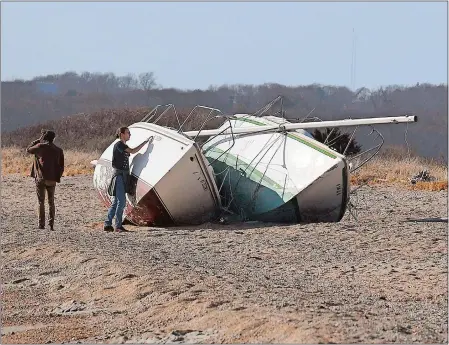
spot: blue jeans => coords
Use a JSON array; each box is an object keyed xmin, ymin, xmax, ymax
[{"xmin": 105, "ymin": 174, "xmax": 126, "ymax": 228}]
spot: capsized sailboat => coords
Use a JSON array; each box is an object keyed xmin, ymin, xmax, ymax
[
  {"xmin": 91, "ymin": 105, "xmax": 221, "ymax": 226},
  {"xmin": 187, "ymin": 114, "xmax": 350, "ymax": 222},
  {"xmin": 184, "ymin": 107, "xmax": 417, "ymax": 223}
]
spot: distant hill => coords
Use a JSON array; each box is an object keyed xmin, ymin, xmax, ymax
[{"xmin": 1, "ymin": 72, "xmax": 447, "ymax": 161}]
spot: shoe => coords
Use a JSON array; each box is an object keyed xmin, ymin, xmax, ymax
[
  {"xmin": 103, "ymin": 225, "xmax": 114, "ymax": 232},
  {"xmin": 49, "ymin": 225, "xmax": 54, "ymax": 231},
  {"xmin": 38, "ymin": 225, "xmax": 45, "ymax": 230},
  {"xmin": 115, "ymin": 226, "xmax": 128, "ymax": 233}
]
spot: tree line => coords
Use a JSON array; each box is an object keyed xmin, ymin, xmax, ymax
[{"xmin": 1, "ymin": 71, "xmax": 447, "ymax": 161}]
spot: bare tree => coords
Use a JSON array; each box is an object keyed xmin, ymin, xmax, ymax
[
  {"xmin": 118, "ymin": 73, "xmax": 138, "ymax": 90},
  {"xmin": 138, "ymin": 72, "xmax": 156, "ymax": 105},
  {"xmin": 138, "ymin": 72, "xmax": 156, "ymax": 91}
]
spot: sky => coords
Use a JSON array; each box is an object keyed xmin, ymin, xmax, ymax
[{"xmin": 1, "ymin": 1, "xmax": 447, "ymax": 90}]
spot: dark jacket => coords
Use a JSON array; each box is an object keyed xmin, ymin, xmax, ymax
[
  {"xmin": 107, "ymin": 169, "xmax": 135, "ymax": 196},
  {"xmin": 27, "ymin": 140, "xmax": 65, "ymax": 183}
]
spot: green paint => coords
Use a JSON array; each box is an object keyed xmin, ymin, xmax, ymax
[
  {"xmin": 286, "ymin": 133, "xmax": 337, "ymax": 158},
  {"xmin": 234, "ymin": 117, "xmax": 337, "ymax": 159},
  {"xmin": 234, "ymin": 117, "xmax": 266, "ymax": 126}
]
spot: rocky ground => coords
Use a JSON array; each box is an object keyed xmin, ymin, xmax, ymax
[{"xmin": 1, "ymin": 174, "xmax": 447, "ymax": 344}]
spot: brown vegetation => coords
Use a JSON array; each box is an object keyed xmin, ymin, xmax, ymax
[
  {"xmin": 350, "ymin": 146, "xmax": 447, "ymax": 190},
  {"xmin": 3, "ymin": 145, "xmax": 447, "ymax": 192},
  {"xmin": 1, "ymin": 72, "xmax": 447, "ymax": 161},
  {"xmin": 2, "ymin": 146, "xmax": 98, "ymax": 177},
  {"xmin": 1, "ymin": 107, "xmax": 223, "ymax": 153},
  {"xmin": 350, "ymin": 156, "xmax": 448, "ymax": 191}
]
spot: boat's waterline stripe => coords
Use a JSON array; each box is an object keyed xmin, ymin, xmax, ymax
[{"xmin": 233, "ymin": 117, "xmax": 338, "ymax": 159}]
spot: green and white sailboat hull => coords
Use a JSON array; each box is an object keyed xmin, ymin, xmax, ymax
[{"xmin": 201, "ymin": 115, "xmax": 350, "ymax": 223}]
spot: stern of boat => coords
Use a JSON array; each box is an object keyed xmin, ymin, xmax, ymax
[{"xmin": 295, "ymin": 157, "xmax": 349, "ymax": 222}]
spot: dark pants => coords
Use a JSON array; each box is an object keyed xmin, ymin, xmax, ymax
[{"xmin": 36, "ymin": 179, "xmax": 56, "ymax": 228}]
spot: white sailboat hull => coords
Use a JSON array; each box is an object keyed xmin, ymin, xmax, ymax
[{"xmin": 93, "ymin": 122, "xmax": 221, "ymax": 226}]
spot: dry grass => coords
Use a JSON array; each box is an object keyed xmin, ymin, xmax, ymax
[
  {"xmin": 1, "ymin": 146, "xmax": 99, "ymax": 177},
  {"xmin": 351, "ymin": 155, "xmax": 448, "ymax": 191},
  {"xmin": 2, "ymin": 146, "xmax": 447, "ymax": 191}
]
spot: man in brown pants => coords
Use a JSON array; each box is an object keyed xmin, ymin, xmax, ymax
[{"xmin": 26, "ymin": 130, "xmax": 65, "ymax": 230}]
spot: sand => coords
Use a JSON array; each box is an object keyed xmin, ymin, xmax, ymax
[{"xmin": 1, "ymin": 174, "xmax": 447, "ymax": 343}]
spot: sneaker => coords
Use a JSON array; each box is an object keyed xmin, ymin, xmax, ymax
[
  {"xmin": 115, "ymin": 226, "xmax": 128, "ymax": 233},
  {"xmin": 38, "ymin": 225, "xmax": 45, "ymax": 230},
  {"xmin": 103, "ymin": 225, "xmax": 114, "ymax": 232}
]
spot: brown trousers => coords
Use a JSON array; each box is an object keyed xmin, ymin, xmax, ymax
[{"xmin": 36, "ymin": 179, "xmax": 56, "ymax": 227}]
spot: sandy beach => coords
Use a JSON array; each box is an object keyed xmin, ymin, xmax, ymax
[{"xmin": 1, "ymin": 174, "xmax": 447, "ymax": 343}]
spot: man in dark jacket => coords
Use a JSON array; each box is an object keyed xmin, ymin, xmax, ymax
[{"xmin": 26, "ymin": 130, "xmax": 65, "ymax": 230}]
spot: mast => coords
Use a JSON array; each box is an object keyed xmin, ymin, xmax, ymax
[{"xmin": 183, "ymin": 115, "xmax": 418, "ymax": 138}]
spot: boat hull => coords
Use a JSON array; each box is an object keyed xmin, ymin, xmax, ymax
[
  {"xmin": 93, "ymin": 122, "xmax": 221, "ymax": 226},
  {"xmin": 203, "ymin": 115, "xmax": 350, "ymax": 223}
]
